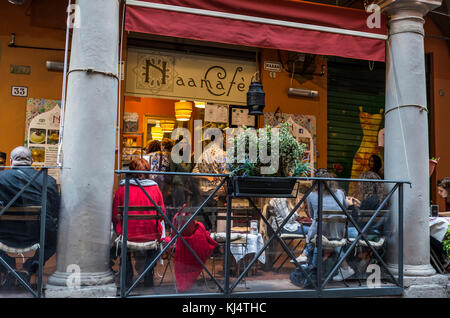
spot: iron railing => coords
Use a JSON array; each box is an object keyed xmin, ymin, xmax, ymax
[
  {"xmin": 0, "ymin": 166, "xmax": 52, "ymax": 298},
  {"xmin": 115, "ymin": 170, "xmax": 409, "ymax": 298}
]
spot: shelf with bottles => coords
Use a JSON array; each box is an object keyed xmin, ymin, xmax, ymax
[{"xmin": 121, "ymin": 132, "xmax": 143, "ymax": 149}]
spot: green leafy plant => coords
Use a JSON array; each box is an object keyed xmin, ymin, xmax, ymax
[
  {"xmin": 227, "ymin": 122, "xmax": 311, "ymax": 177},
  {"xmin": 443, "ymin": 228, "xmax": 450, "ymax": 260}
]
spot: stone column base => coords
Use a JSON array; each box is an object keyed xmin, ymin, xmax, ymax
[
  {"xmin": 402, "ymin": 275, "xmax": 449, "ymax": 298},
  {"xmin": 45, "ymin": 283, "xmax": 117, "ymax": 298},
  {"xmin": 387, "ymin": 263, "xmax": 437, "ymax": 277},
  {"xmin": 45, "ymin": 270, "xmax": 117, "ymax": 298}
]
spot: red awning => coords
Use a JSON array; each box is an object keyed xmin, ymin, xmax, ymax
[{"xmin": 125, "ymin": 0, "xmax": 387, "ymax": 62}]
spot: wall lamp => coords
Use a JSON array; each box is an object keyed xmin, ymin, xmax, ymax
[
  {"xmin": 46, "ymin": 61, "xmax": 66, "ymax": 72},
  {"xmin": 8, "ymin": 0, "xmax": 28, "ymax": 5},
  {"xmin": 288, "ymin": 87, "xmax": 318, "ymax": 98}
]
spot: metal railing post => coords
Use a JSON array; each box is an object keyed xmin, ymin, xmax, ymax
[
  {"xmin": 317, "ymin": 180, "xmax": 323, "ymax": 295},
  {"xmin": 224, "ymin": 178, "xmax": 232, "ymax": 296},
  {"xmin": 119, "ymin": 176, "xmax": 130, "ymax": 298},
  {"xmin": 398, "ymin": 182, "xmax": 404, "ymax": 289},
  {"xmin": 37, "ymin": 168, "xmax": 48, "ymax": 298}
]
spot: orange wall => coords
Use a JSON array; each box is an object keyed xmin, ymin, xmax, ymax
[
  {"xmin": 424, "ymin": 17, "xmax": 450, "ymax": 210},
  {"xmin": 0, "ymin": 2, "xmax": 65, "ymax": 162},
  {"xmin": 124, "ymin": 96, "xmax": 176, "ymax": 135},
  {"xmin": 261, "ymin": 49, "xmax": 328, "ymax": 169}
]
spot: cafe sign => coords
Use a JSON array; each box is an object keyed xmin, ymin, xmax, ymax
[{"xmin": 125, "ymin": 48, "xmax": 257, "ymax": 105}]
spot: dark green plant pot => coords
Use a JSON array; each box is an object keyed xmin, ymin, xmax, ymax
[{"xmin": 232, "ymin": 176, "xmax": 297, "ymax": 198}]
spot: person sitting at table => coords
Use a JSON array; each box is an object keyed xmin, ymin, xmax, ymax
[
  {"xmin": 191, "ymin": 134, "xmax": 228, "ymax": 231},
  {"xmin": 437, "ymin": 178, "xmax": 450, "ymax": 212},
  {"xmin": 345, "ymin": 171, "xmax": 387, "ymax": 274},
  {"xmin": 112, "ymin": 158, "xmax": 166, "ymax": 287},
  {"xmin": 368, "ymin": 154, "xmax": 383, "ymax": 179},
  {"xmin": 269, "ymin": 197, "xmax": 310, "ymax": 263},
  {"xmin": 346, "ymin": 171, "xmax": 386, "ymax": 240},
  {"xmin": 305, "ymin": 168, "xmax": 355, "ymax": 281},
  {"xmin": 0, "ymin": 146, "xmax": 60, "ymax": 288}
]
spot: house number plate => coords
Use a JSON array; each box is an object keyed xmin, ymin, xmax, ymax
[{"xmin": 11, "ymin": 86, "xmax": 28, "ymax": 97}]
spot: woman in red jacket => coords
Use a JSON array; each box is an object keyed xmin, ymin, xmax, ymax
[{"xmin": 112, "ymin": 158, "xmax": 166, "ymax": 287}]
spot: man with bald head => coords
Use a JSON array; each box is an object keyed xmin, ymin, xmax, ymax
[{"xmin": 0, "ymin": 146, "xmax": 59, "ymax": 288}]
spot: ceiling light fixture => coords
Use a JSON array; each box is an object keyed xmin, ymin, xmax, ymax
[
  {"xmin": 194, "ymin": 101, "xmax": 206, "ymax": 109},
  {"xmin": 174, "ymin": 100, "xmax": 193, "ymax": 121}
]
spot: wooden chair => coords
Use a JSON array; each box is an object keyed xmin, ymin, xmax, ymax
[
  {"xmin": 264, "ymin": 203, "xmax": 308, "ymax": 272},
  {"xmin": 311, "ymin": 209, "xmax": 388, "ymax": 285},
  {"xmin": 0, "ymin": 205, "xmax": 43, "ymax": 293}
]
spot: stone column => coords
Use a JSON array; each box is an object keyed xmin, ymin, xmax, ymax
[
  {"xmin": 379, "ymin": 0, "xmax": 448, "ymax": 297},
  {"xmin": 46, "ymin": 0, "xmax": 119, "ymax": 297}
]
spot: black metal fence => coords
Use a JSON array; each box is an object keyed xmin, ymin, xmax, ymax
[
  {"xmin": 0, "ymin": 167, "xmax": 50, "ymax": 298},
  {"xmin": 115, "ymin": 170, "xmax": 408, "ymax": 298}
]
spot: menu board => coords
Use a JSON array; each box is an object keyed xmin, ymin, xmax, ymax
[
  {"xmin": 229, "ymin": 106, "xmax": 256, "ymax": 127},
  {"xmin": 25, "ymin": 98, "xmax": 61, "ymax": 183},
  {"xmin": 204, "ymin": 103, "xmax": 229, "ymax": 123}
]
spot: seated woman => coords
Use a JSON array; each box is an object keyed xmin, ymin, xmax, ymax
[
  {"xmin": 346, "ymin": 171, "xmax": 386, "ymax": 241},
  {"xmin": 437, "ymin": 178, "xmax": 450, "ymax": 212},
  {"xmin": 345, "ymin": 171, "xmax": 386, "ymax": 275},
  {"xmin": 305, "ymin": 168, "xmax": 354, "ymax": 281},
  {"xmin": 112, "ymin": 158, "xmax": 166, "ymax": 287},
  {"xmin": 269, "ymin": 198, "xmax": 310, "ymax": 263}
]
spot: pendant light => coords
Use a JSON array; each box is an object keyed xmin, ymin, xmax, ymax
[
  {"xmin": 151, "ymin": 121, "xmax": 163, "ymax": 141},
  {"xmin": 161, "ymin": 120, "xmax": 175, "ymax": 133},
  {"xmin": 247, "ymin": 72, "xmax": 265, "ymax": 115},
  {"xmin": 194, "ymin": 101, "xmax": 206, "ymax": 109},
  {"xmin": 174, "ymin": 100, "xmax": 193, "ymax": 121}
]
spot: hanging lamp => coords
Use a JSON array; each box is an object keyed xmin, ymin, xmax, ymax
[
  {"xmin": 174, "ymin": 100, "xmax": 193, "ymax": 121},
  {"xmin": 194, "ymin": 101, "xmax": 206, "ymax": 109},
  {"xmin": 161, "ymin": 120, "xmax": 175, "ymax": 133},
  {"xmin": 151, "ymin": 121, "xmax": 163, "ymax": 141},
  {"xmin": 247, "ymin": 72, "xmax": 265, "ymax": 115}
]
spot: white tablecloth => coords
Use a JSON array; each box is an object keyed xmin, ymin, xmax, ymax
[
  {"xmin": 429, "ymin": 217, "xmax": 450, "ymax": 242},
  {"xmin": 229, "ymin": 233, "xmax": 265, "ymax": 264}
]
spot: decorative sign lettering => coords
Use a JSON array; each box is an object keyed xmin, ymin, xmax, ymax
[
  {"xmin": 10, "ymin": 64, "xmax": 31, "ymax": 75},
  {"xmin": 264, "ymin": 61, "xmax": 282, "ymax": 72},
  {"xmin": 126, "ymin": 48, "xmax": 257, "ymax": 105},
  {"xmin": 11, "ymin": 86, "xmax": 28, "ymax": 97}
]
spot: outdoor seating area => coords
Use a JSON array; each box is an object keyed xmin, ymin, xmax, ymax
[{"xmin": 0, "ymin": 170, "xmax": 411, "ymax": 298}]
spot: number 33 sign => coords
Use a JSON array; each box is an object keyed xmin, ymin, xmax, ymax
[{"xmin": 11, "ymin": 86, "xmax": 28, "ymax": 97}]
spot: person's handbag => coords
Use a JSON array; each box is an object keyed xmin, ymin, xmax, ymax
[{"xmin": 290, "ymin": 264, "xmax": 317, "ymax": 288}]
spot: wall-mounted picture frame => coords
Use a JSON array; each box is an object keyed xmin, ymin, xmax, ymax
[{"xmin": 229, "ymin": 105, "xmax": 257, "ymax": 128}]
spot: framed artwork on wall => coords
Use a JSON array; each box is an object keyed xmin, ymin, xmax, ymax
[{"xmin": 229, "ymin": 105, "xmax": 257, "ymax": 128}]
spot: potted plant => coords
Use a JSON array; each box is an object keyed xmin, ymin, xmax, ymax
[
  {"xmin": 227, "ymin": 123, "xmax": 312, "ymax": 197},
  {"xmin": 443, "ymin": 228, "xmax": 450, "ymax": 261},
  {"xmin": 429, "ymin": 157, "xmax": 440, "ymax": 177}
]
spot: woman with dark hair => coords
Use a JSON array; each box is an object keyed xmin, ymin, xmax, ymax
[
  {"xmin": 347, "ymin": 171, "xmax": 385, "ymax": 237},
  {"xmin": 112, "ymin": 158, "xmax": 166, "ymax": 287},
  {"xmin": 437, "ymin": 178, "xmax": 450, "ymax": 211},
  {"xmin": 304, "ymin": 168, "xmax": 354, "ymax": 280},
  {"xmin": 145, "ymin": 140, "xmax": 161, "ymax": 154},
  {"xmin": 346, "ymin": 171, "xmax": 386, "ymax": 275},
  {"xmin": 368, "ymin": 154, "xmax": 383, "ymax": 178},
  {"xmin": 146, "ymin": 139, "xmax": 171, "ymax": 194},
  {"xmin": 161, "ymin": 138, "xmax": 174, "ymax": 153}
]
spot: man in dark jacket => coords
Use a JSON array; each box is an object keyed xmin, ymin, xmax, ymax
[{"xmin": 0, "ymin": 146, "xmax": 60, "ymax": 286}]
